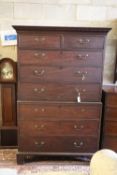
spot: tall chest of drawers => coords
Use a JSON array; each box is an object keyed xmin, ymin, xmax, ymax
[{"xmin": 13, "ymin": 26, "xmax": 110, "ymax": 164}]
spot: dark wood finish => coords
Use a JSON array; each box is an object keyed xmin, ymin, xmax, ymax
[
  {"xmin": 19, "ymin": 50, "xmax": 103, "ymax": 67},
  {"xmin": 63, "ymin": 35, "xmax": 105, "ymax": 49},
  {"xmin": 1, "ymin": 84, "xmax": 16, "ymax": 126},
  {"xmin": 19, "ymin": 34, "xmax": 60, "ymax": 49},
  {"xmin": 13, "ymin": 25, "xmax": 110, "ymax": 164},
  {"xmin": 19, "ymin": 120, "xmax": 99, "ymax": 136},
  {"xmin": 18, "ymin": 102, "xmax": 102, "ymax": 120},
  {"xmin": 19, "ymin": 66, "xmax": 102, "ymax": 83},
  {"xmin": 19, "ymin": 136, "xmax": 99, "ymax": 153},
  {"xmin": 0, "ymin": 58, "xmax": 17, "ymax": 147},
  {"xmin": 1, "ymin": 128, "xmax": 17, "ymax": 146},
  {"xmin": 102, "ymin": 85, "xmax": 117, "ymax": 151},
  {"xmin": 18, "ymin": 83, "xmax": 101, "ymax": 102},
  {"xmin": 102, "ymin": 136, "xmax": 117, "ymax": 151}
]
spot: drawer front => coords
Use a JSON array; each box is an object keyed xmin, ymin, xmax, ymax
[
  {"xmin": 63, "ymin": 35, "xmax": 104, "ymax": 49},
  {"xmin": 105, "ymin": 107, "xmax": 117, "ymax": 121},
  {"xmin": 19, "ymin": 66, "xmax": 102, "ymax": 83},
  {"xmin": 106, "ymin": 94, "xmax": 117, "ymax": 106},
  {"xmin": 104, "ymin": 121, "xmax": 117, "ymax": 136},
  {"xmin": 18, "ymin": 102, "xmax": 102, "ymax": 120},
  {"xmin": 19, "ymin": 136, "xmax": 99, "ymax": 153},
  {"xmin": 19, "ymin": 50, "xmax": 103, "ymax": 67},
  {"xmin": 19, "ymin": 34, "xmax": 60, "ymax": 49},
  {"xmin": 18, "ymin": 83, "xmax": 101, "ymax": 102},
  {"xmin": 102, "ymin": 136, "xmax": 117, "ymax": 152},
  {"xmin": 19, "ymin": 120, "xmax": 99, "ymax": 137}
]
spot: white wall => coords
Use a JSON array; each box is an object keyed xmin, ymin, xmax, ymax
[{"xmin": 0, "ymin": 0, "xmax": 117, "ymax": 84}]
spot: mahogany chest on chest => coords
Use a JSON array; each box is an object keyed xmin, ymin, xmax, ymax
[{"xmin": 13, "ymin": 26, "xmax": 110, "ymax": 164}]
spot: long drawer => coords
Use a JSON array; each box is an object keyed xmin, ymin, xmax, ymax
[
  {"xmin": 18, "ymin": 102, "xmax": 102, "ymax": 120},
  {"xmin": 18, "ymin": 136, "xmax": 99, "ymax": 153},
  {"xmin": 19, "ymin": 66, "xmax": 102, "ymax": 83},
  {"xmin": 18, "ymin": 50, "xmax": 103, "ymax": 67},
  {"xmin": 19, "ymin": 120, "xmax": 99, "ymax": 137},
  {"xmin": 18, "ymin": 83, "xmax": 101, "ymax": 102}
]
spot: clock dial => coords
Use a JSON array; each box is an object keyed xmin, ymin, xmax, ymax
[
  {"xmin": 0, "ymin": 58, "xmax": 16, "ymax": 82},
  {"xmin": 1, "ymin": 62, "xmax": 14, "ymax": 80}
]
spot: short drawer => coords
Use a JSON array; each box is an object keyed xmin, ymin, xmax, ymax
[
  {"xmin": 18, "ymin": 102, "xmax": 102, "ymax": 120},
  {"xmin": 18, "ymin": 50, "xmax": 103, "ymax": 67},
  {"xmin": 63, "ymin": 34, "xmax": 105, "ymax": 49},
  {"xmin": 104, "ymin": 121, "xmax": 117, "ymax": 136},
  {"xmin": 19, "ymin": 136, "xmax": 99, "ymax": 153},
  {"xmin": 19, "ymin": 34, "xmax": 60, "ymax": 49},
  {"xmin": 19, "ymin": 120, "xmax": 99, "ymax": 137},
  {"xmin": 19, "ymin": 66, "xmax": 102, "ymax": 84},
  {"xmin": 106, "ymin": 94, "xmax": 117, "ymax": 107},
  {"xmin": 102, "ymin": 136, "xmax": 117, "ymax": 152},
  {"xmin": 18, "ymin": 83, "xmax": 101, "ymax": 102},
  {"xmin": 104, "ymin": 107, "xmax": 117, "ymax": 121}
]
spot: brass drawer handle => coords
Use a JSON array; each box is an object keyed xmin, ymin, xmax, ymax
[
  {"xmin": 75, "ymin": 71, "xmax": 88, "ymax": 75},
  {"xmin": 41, "ymin": 108, "xmax": 45, "ymax": 112},
  {"xmin": 34, "ymin": 37, "xmax": 46, "ymax": 42},
  {"xmin": 34, "ymin": 141, "xmax": 45, "ymax": 146},
  {"xmin": 34, "ymin": 52, "xmax": 46, "ymax": 57},
  {"xmin": 73, "ymin": 141, "xmax": 84, "ymax": 148},
  {"xmin": 78, "ymin": 39, "xmax": 90, "ymax": 44},
  {"xmin": 75, "ymin": 71, "xmax": 87, "ymax": 81},
  {"xmin": 82, "ymin": 89, "xmax": 86, "ymax": 92},
  {"xmin": 34, "ymin": 108, "xmax": 45, "ymax": 112},
  {"xmin": 74, "ymin": 124, "xmax": 84, "ymax": 129},
  {"xmin": 41, "ymin": 37, "xmax": 46, "ymax": 41},
  {"xmin": 75, "ymin": 88, "xmax": 86, "ymax": 93},
  {"xmin": 33, "ymin": 88, "xmax": 45, "ymax": 93},
  {"xmin": 34, "ymin": 52, "xmax": 39, "ymax": 57},
  {"xmin": 34, "ymin": 124, "xmax": 45, "ymax": 129},
  {"xmin": 34, "ymin": 37, "xmax": 39, "ymax": 41},
  {"xmin": 34, "ymin": 69, "xmax": 45, "ymax": 76},
  {"xmin": 34, "ymin": 108, "xmax": 38, "ymax": 112},
  {"xmin": 81, "ymin": 108, "xmax": 85, "ymax": 112},
  {"xmin": 76, "ymin": 54, "xmax": 89, "ymax": 59},
  {"xmin": 75, "ymin": 88, "xmax": 86, "ymax": 102}
]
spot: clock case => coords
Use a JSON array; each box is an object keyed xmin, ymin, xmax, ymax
[{"xmin": 0, "ymin": 58, "xmax": 17, "ymax": 147}]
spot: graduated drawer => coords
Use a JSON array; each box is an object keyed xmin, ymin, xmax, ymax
[
  {"xmin": 18, "ymin": 50, "xmax": 103, "ymax": 67},
  {"xmin": 18, "ymin": 102, "xmax": 102, "ymax": 120},
  {"xmin": 105, "ymin": 93, "xmax": 117, "ymax": 107},
  {"xmin": 63, "ymin": 34, "xmax": 105, "ymax": 49},
  {"xmin": 104, "ymin": 121, "xmax": 117, "ymax": 136},
  {"xmin": 102, "ymin": 136, "xmax": 117, "ymax": 152},
  {"xmin": 19, "ymin": 66, "xmax": 102, "ymax": 83},
  {"xmin": 18, "ymin": 83, "xmax": 101, "ymax": 102},
  {"xmin": 18, "ymin": 136, "xmax": 99, "ymax": 153},
  {"xmin": 19, "ymin": 120, "xmax": 99, "ymax": 137},
  {"xmin": 19, "ymin": 33, "xmax": 60, "ymax": 49},
  {"xmin": 104, "ymin": 107, "xmax": 117, "ymax": 121}
]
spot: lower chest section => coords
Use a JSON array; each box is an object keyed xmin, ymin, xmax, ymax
[{"xmin": 18, "ymin": 102, "xmax": 101, "ymax": 153}]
